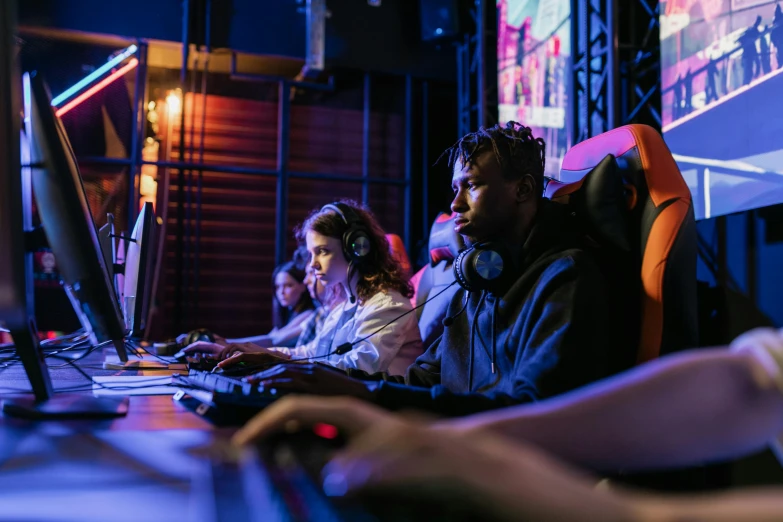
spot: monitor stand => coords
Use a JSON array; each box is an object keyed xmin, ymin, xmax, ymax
[
  {"xmin": 2, "ymin": 395, "xmax": 129, "ymax": 420},
  {"xmin": 3, "ymin": 326, "xmax": 129, "ymax": 420}
]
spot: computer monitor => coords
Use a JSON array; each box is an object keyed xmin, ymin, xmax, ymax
[
  {"xmin": 24, "ymin": 70, "xmax": 129, "ymax": 362},
  {"xmin": 98, "ymin": 213, "xmax": 117, "ymax": 287},
  {"xmin": 0, "ymin": 2, "xmax": 49, "ymax": 400},
  {"xmin": 0, "ymin": 1, "xmax": 127, "ymax": 418},
  {"xmin": 123, "ymin": 202, "xmax": 158, "ymax": 338}
]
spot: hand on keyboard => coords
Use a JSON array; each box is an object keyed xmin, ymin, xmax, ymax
[
  {"xmin": 183, "ymin": 340, "xmax": 269, "ymax": 361},
  {"xmin": 216, "ymin": 348, "xmax": 292, "ymax": 372},
  {"xmin": 233, "ymin": 396, "xmax": 637, "ymax": 522},
  {"xmin": 182, "ymin": 340, "xmax": 232, "ymax": 359},
  {"xmin": 243, "ymin": 363, "xmax": 375, "ymax": 400}
]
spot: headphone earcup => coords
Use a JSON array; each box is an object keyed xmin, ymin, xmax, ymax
[
  {"xmin": 453, "ymin": 248, "xmax": 475, "ymax": 291},
  {"xmin": 453, "ymin": 242, "xmax": 511, "ymax": 292},
  {"xmin": 323, "ymin": 202, "xmax": 372, "ymax": 263},
  {"xmin": 343, "ymin": 227, "xmax": 372, "ymax": 262}
]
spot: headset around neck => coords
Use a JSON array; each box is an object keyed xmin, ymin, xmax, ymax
[{"xmin": 453, "ymin": 240, "xmax": 515, "ymax": 294}]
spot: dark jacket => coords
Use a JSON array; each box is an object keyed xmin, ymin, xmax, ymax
[{"xmin": 356, "ymin": 200, "xmax": 625, "ymax": 417}]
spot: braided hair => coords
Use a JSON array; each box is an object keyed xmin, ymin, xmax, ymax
[{"xmin": 440, "ymin": 121, "xmax": 547, "ymax": 196}]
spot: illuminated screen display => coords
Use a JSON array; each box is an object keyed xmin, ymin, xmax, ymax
[
  {"xmin": 661, "ymin": 0, "xmax": 783, "ymax": 219},
  {"xmin": 497, "ymin": 0, "xmax": 571, "ymax": 178}
]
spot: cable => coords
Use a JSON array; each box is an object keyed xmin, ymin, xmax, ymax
[
  {"xmin": 127, "ymin": 341, "xmax": 176, "ymax": 364},
  {"xmin": 46, "ymin": 340, "xmax": 112, "ymax": 368},
  {"xmin": 0, "ymin": 346, "xmax": 183, "ymax": 395},
  {"xmin": 62, "ymin": 354, "xmax": 177, "ymax": 392},
  {"xmin": 443, "ymin": 291, "xmax": 469, "ymax": 327},
  {"xmin": 346, "ymin": 262, "xmax": 357, "ymax": 304},
  {"xmin": 40, "ymin": 329, "xmax": 87, "ymax": 346},
  {"xmin": 332, "ymin": 280, "xmax": 459, "ymax": 355},
  {"xmin": 210, "ymin": 280, "xmax": 463, "ymax": 377}
]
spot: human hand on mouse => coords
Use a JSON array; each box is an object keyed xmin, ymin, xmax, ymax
[{"xmin": 232, "ymin": 396, "xmax": 638, "ymax": 522}]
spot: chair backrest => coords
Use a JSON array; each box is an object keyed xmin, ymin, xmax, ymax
[
  {"xmin": 548, "ymin": 124, "xmax": 697, "ymax": 364},
  {"xmin": 409, "ymin": 213, "xmax": 464, "ymax": 348},
  {"xmin": 385, "ymin": 233, "xmax": 411, "ymax": 277}
]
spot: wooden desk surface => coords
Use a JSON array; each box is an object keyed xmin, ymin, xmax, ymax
[
  {"xmin": 0, "ymin": 348, "xmax": 245, "ymax": 521},
  {"xmin": 0, "ymin": 348, "xmax": 216, "ymax": 430}
]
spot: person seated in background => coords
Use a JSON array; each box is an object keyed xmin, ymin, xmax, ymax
[
  {"xmin": 234, "ymin": 122, "xmax": 628, "ymax": 416},
  {"xmin": 185, "ymin": 200, "xmax": 423, "ymax": 376},
  {"xmin": 195, "ymin": 260, "xmax": 315, "ymax": 349},
  {"xmin": 233, "ymin": 328, "xmax": 783, "ymax": 522},
  {"xmin": 295, "ymin": 264, "xmax": 346, "ymax": 347}
]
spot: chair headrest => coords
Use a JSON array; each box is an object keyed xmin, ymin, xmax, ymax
[
  {"xmin": 547, "ymin": 154, "xmax": 631, "ymax": 252},
  {"xmin": 560, "ymin": 124, "xmax": 690, "ymax": 208},
  {"xmin": 428, "ymin": 212, "xmax": 465, "ymax": 266},
  {"xmin": 556, "ymin": 124, "xmax": 697, "ymax": 364}
]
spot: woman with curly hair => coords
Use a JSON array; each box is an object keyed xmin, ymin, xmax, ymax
[{"xmin": 185, "ymin": 200, "xmax": 423, "ymax": 376}]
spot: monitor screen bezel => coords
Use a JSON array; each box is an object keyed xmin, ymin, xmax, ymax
[{"xmin": 26, "ymin": 71, "xmax": 128, "ymax": 361}]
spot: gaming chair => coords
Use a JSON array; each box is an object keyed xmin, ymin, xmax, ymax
[{"xmin": 547, "ymin": 123, "xmax": 697, "ymax": 364}]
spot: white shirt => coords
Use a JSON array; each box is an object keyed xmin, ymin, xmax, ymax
[{"xmin": 273, "ymin": 289, "xmax": 423, "ymax": 376}]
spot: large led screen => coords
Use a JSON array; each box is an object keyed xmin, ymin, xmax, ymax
[
  {"xmin": 497, "ymin": 0, "xmax": 571, "ymax": 178},
  {"xmin": 661, "ymin": 0, "xmax": 783, "ymax": 219}
]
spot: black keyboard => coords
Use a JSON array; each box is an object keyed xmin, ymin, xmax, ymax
[
  {"xmin": 186, "ymin": 356, "xmax": 286, "ymax": 376},
  {"xmin": 247, "ymin": 429, "xmax": 490, "ymax": 522},
  {"xmin": 186, "ymin": 357, "xmax": 221, "ymax": 372},
  {"xmin": 174, "ymin": 369, "xmax": 284, "ymax": 411},
  {"xmin": 248, "ymin": 429, "xmax": 352, "ymax": 522}
]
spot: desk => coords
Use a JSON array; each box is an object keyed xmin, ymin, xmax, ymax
[
  {"xmin": 0, "ymin": 349, "xmax": 243, "ymax": 522},
  {"xmin": 0, "ymin": 349, "xmax": 215, "ymax": 431}
]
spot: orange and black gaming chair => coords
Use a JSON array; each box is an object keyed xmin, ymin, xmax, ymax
[{"xmin": 546, "ymin": 124, "xmax": 697, "ymax": 364}]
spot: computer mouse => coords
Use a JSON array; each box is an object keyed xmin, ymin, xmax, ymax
[
  {"xmin": 185, "ymin": 328, "xmax": 215, "ymax": 346},
  {"xmin": 172, "ymin": 329, "xmax": 216, "ymax": 362}
]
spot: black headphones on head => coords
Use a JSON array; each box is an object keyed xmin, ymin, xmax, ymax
[
  {"xmin": 453, "ymin": 241, "xmax": 514, "ymax": 293},
  {"xmin": 321, "ymin": 202, "xmax": 373, "ymax": 263}
]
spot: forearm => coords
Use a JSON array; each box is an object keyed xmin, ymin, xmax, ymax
[
  {"xmin": 266, "ymin": 325, "xmax": 304, "ymax": 347},
  {"xmin": 457, "ymin": 437, "xmax": 641, "ymax": 522},
  {"xmin": 374, "ymin": 382, "xmax": 534, "ymax": 416},
  {"xmin": 226, "ymin": 334, "xmax": 270, "ymax": 344},
  {"xmin": 632, "ymin": 488, "xmax": 783, "ymax": 522},
  {"xmin": 451, "ymin": 349, "xmax": 783, "ymax": 472},
  {"xmin": 268, "ymin": 343, "xmax": 312, "ymax": 360}
]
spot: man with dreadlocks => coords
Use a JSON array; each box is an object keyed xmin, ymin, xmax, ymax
[{"xmin": 243, "ymin": 122, "xmax": 624, "ymax": 416}]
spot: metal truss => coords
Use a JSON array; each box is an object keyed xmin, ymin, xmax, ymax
[
  {"xmin": 456, "ymin": 0, "xmax": 487, "ymax": 137},
  {"xmin": 618, "ymin": 0, "xmax": 661, "ymax": 130},
  {"xmin": 570, "ymin": 0, "xmax": 616, "ymax": 145}
]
